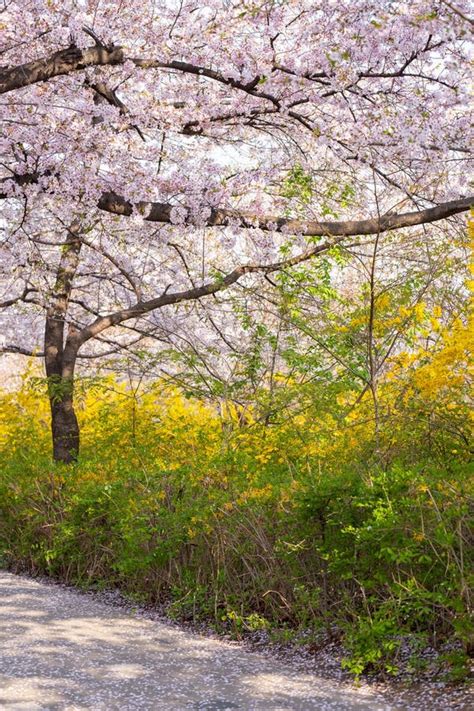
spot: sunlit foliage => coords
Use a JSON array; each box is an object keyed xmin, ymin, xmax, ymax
[{"xmin": 1, "ymin": 297, "xmax": 472, "ymax": 678}]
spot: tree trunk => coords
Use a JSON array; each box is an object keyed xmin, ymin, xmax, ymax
[
  {"xmin": 44, "ymin": 327, "xmax": 81, "ymax": 463},
  {"xmin": 50, "ymin": 393, "xmax": 80, "ymax": 463},
  {"xmin": 44, "ymin": 223, "xmax": 82, "ymax": 463}
]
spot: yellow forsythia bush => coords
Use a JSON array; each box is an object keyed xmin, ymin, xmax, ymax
[{"xmin": 0, "ymin": 310, "xmax": 472, "ymax": 680}]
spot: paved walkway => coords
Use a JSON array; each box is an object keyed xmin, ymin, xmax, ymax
[{"xmin": 0, "ymin": 571, "xmax": 393, "ymax": 710}]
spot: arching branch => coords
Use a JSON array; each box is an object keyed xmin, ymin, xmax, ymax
[{"xmin": 74, "ymin": 203, "xmax": 470, "ymax": 346}]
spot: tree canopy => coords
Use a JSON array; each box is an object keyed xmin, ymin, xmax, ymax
[{"xmin": 0, "ymin": 0, "xmax": 472, "ymax": 459}]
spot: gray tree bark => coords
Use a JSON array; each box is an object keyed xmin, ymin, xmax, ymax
[{"xmin": 44, "ymin": 224, "xmax": 82, "ymax": 463}]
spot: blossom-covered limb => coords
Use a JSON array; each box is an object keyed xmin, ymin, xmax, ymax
[{"xmin": 0, "ymin": 44, "xmax": 124, "ymax": 94}]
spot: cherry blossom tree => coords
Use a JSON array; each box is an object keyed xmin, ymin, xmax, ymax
[{"xmin": 0, "ymin": 0, "xmax": 472, "ymax": 461}]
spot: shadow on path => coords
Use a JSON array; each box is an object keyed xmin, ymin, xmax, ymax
[{"xmin": 0, "ymin": 572, "xmax": 392, "ymax": 710}]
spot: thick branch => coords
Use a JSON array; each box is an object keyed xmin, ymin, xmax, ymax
[
  {"xmin": 97, "ymin": 192, "xmax": 473, "ymax": 237},
  {"xmin": 72, "ymin": 190, "xmax": 472, "ymax": 347},
  {"xmin": 1, "ymin": 169, "xmax": 471, "ymax": 237},
  {"xmin": 0, "ymin": 45, "xmax": 124, "ymax": 94},
  {"xmin": 0, "ymin": 36, "xmax": 456, "ymax": 101}
]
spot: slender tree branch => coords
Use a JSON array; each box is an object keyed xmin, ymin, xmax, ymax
[
  {"xmin": 439, "ymin": 0, "xmax": 474, "ymax": 26},
  {"xmin": 0, "ymin": 286, "xmax": 37, "ymax": 308},
  {"xmin": 0, "ymin": 345, "xmax": 44, "ymax": 356}
]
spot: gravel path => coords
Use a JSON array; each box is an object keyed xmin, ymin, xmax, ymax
[{"xmin": 0, "ymin": 571, "xmax": 397, "ymax": 711}]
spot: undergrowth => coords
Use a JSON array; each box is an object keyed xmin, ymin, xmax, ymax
[{"xmin": 0, "ymin": 371, "xmax": 472, "ymax": 682}]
